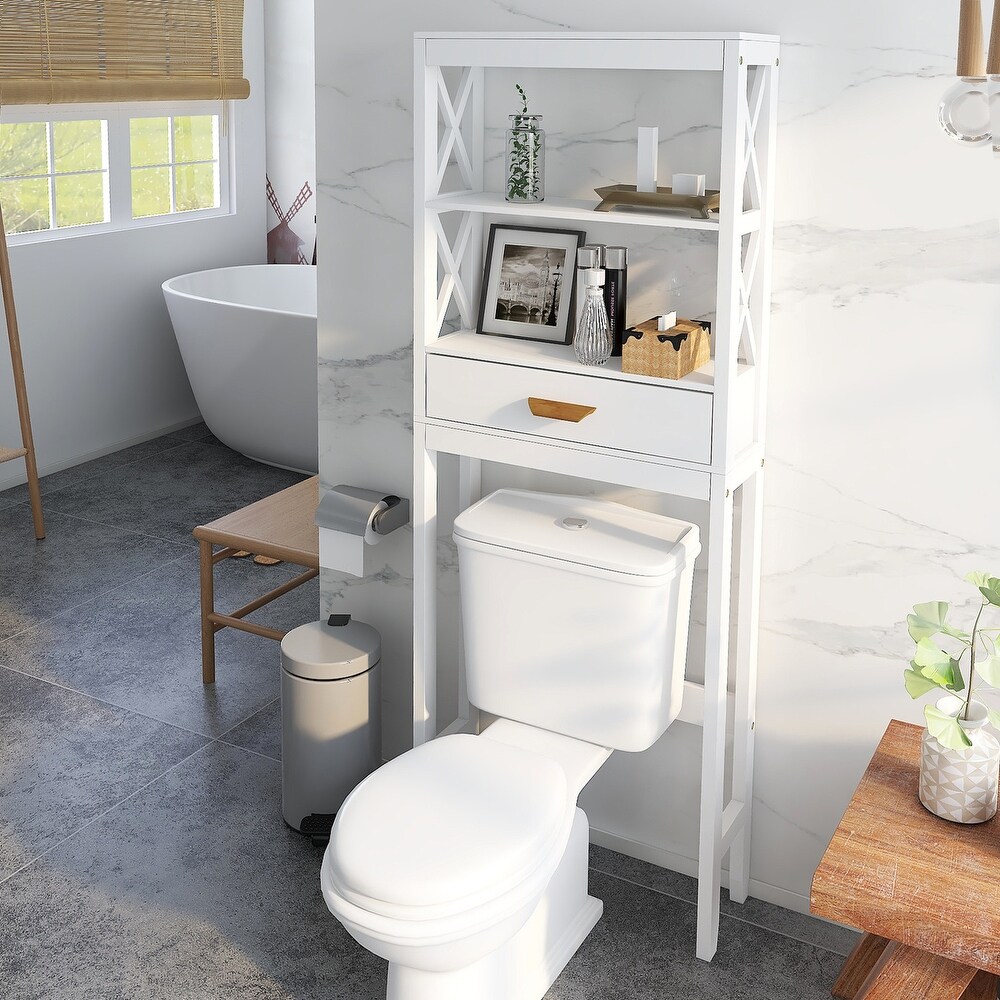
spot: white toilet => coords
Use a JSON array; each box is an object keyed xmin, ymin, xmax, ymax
[{"xmin": 321, "ymin": 489, "xmax": 700, "ymax": 1000}]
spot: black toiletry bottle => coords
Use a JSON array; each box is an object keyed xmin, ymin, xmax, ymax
[{"xmin": 604, "ymin": 246, "xmax": 628, "ymax": 357}]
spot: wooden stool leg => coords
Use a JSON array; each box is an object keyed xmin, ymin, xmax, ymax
[
  {"xmin": 833, "ymin": 935, "xmax": 995, "ymax": 1000},
  {"xmin": 833, "ymin": 934, "xmax": 891, "ymax": 999},
  {"xmin": 24, "ymin": 446, "xmax": 44, "ymax": 540},
  {"xmin": 962, "ymin": 971, "xmax": 999, "ymax": 1000},
  {"xmin": 857, "ymin": 943, "xmax": 977, "ymax": 1000},
  {"xmin": 199, "ymin": 540, "xmax": 216, "ymax": 684}
]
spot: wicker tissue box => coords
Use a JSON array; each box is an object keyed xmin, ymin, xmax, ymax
[{"xmin": 621, "ymin": 318, "xmax": 711, "ymax": 380}]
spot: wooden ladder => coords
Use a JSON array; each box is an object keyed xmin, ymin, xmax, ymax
[{"xmin": 0, "ymin": 201, "xmax": 44, "ymax": 540}]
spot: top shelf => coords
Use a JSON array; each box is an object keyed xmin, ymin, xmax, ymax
[
  {"xmin": 416, "ymin": 31, "xmax": 780, "ymax": 41},
  {"xmin": 418, "ymin": 33, "xmax": 780, "ymax": 73},
  {"xmin": 427, "ymin": 191, "xmax": 761, "ymax": 235}
]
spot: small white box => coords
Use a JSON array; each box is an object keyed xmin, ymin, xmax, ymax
[
  {"xmin": 637, "ymin": 127, "xmax": 659, "ymax": 193},
  {"xmin": 672, "ymin": 173, "xmax": 706, "ymax": 197}
]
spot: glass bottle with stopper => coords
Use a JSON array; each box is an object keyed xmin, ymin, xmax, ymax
[
  {"xmin": 575, "ymin": 245, "xmax": 604, "ymax": 332},
  {"xmin": 574, "ymin": 268, "xmax": 612, "ymax": 367}
]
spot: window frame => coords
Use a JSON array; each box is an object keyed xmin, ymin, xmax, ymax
[{"xmin": 0, "ymin": 100, "xmax": 233, "ymax": 244}]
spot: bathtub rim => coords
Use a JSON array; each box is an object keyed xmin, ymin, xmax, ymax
[{"xmin": 162, "ymin": 263, "xmax": 317, "ymax": 321}]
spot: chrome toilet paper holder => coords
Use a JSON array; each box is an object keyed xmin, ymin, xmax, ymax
[{"xmin": 315, "ymin": 484, "xmax": 410, "ymax": 538}]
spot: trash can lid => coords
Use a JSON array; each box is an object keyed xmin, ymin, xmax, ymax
[{"xmin": 281, "ymin": 617, "xmax": 381, "ymax": 681}]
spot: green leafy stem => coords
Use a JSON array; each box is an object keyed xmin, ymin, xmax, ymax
[
  {"xmin": 506, "ymin": 84, "xmax": 542, "ymax": 202},
  {"xmin": 903, "ymin": 571, "xmax": 1000, "ymax": 749}
]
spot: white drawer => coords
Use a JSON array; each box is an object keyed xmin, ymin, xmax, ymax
[{"xmin": 426, "ymin": 354, "xmax": 713, "ymax": 464}]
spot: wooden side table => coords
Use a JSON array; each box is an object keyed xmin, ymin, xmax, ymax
[
  {"xmin": 812, "ymin": 721, "xmax": 1000, "ymax": 999},
  {"xmin": 193, "ymin": 476, "xmax": 319, "ymax": 684}
]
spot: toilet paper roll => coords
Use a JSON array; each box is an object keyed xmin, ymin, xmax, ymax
[{"xmin": 319, "ymin": 499, "xmax": 388, "ymax": 577}]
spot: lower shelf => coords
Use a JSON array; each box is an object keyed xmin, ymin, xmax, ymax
[{"xmin": 438, "ymin": 679, "xmax": 730, "ymax": 738}]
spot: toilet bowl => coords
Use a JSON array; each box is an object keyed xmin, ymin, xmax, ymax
[
  {"xmin": 321, "ymin": 490, "xmax": 700, "ymax": 1000},
  {"xmin": 321, "ymin": 720, "xmax": 612, "ymax": 1000}
]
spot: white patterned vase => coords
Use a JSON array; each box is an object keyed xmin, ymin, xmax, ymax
[{"xmin": 919, "ymin": 696, "xmax": 1000, "ymax": 824}]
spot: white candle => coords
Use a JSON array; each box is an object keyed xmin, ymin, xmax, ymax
[{"xmin": 637, "ymin": 126, "xmax": 659, "ymax": 193}]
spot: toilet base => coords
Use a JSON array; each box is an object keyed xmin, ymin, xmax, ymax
[{"xmin": 385, "ymin": 808, "xmax": 601, "ymax": 1000}]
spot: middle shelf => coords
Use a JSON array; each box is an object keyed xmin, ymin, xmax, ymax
[
  {"xmin": 425, "ymin": 330, "xmax": 754, "ymax": 394},
  {"xmin": 426, "ymin": 190, "xmax": 762, "ymax": 235}
]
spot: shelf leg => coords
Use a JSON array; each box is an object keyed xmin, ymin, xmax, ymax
[
  {"xmin": 460, "ymin": 66, "xmax": 485, "ymax": 324},
  {"xmin": 729, "ymin": 466, "xmax": 764, "ymax": 904},
  {"xmin": 456, "ymin": 456, "xmax": 482, "ymax": 731},
  {"xmin": 413, "ymin": 425, "xmax": 438, "ymax": 747},
  {"xmin": 697, "ymin": 475, "xmax": 735, "ymax": 961}
]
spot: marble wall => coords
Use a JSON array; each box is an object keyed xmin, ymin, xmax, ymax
[{"xmin": 316, "ymin": 2, "xmax": 1000, "ymax": 911}]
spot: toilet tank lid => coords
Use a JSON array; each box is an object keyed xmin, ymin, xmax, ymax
[{"xmin": 453, "ymin": 489, "xmax": 700, "ymax": 579}]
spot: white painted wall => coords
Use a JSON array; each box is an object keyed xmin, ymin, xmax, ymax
[
  {"xmin": 316, "ymin": 3, "xmax": 1000, "ymax": 913},
  {"xmin": 264, "ymin": 0, "xmax": 316, "ymax": 261},
  {"xmin": 0, "ymin": 0, "xmax": 267, "ymax": 491}
]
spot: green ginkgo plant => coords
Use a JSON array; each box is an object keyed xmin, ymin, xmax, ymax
[{"xmin": 904, "ymin": 572, "xmax": 1000, "ymax": 750}]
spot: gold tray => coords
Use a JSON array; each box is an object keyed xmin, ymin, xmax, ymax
[{"xmin": 594, "ymin": 184, "xmax": 720, "ymax": 220}]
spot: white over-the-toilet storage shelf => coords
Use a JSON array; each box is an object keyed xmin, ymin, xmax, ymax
[{"xmin": 412, "ymin": 31, "xmax": 779, "ymax": 963}]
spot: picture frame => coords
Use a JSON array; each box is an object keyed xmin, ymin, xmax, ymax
[{"xmin": 476, "ymin": 224, "xmax": 586, "ymax": 344}]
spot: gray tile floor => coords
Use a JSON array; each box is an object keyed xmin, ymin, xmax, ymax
[{"xmin": 0, "ymin": 426, "xmax": 856, "ymax": 999}]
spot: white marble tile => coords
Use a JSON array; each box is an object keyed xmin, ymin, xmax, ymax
[{"xmin": 315, "ymin": 0, "xmax": 1000, "ymax": 910}]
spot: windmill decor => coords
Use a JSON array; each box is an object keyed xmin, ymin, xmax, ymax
[{"xmin": 266, "ymin": 175, "xmax": 314, "ymax": 264}]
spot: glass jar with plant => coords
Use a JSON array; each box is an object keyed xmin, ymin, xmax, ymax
[
  {"xmin": 505, "ymin": 84, "xmax": 544, "ymax": 204},
  {"xmin": 904, "ymin": 572, "xmax": 1000, "ymax": 823}
]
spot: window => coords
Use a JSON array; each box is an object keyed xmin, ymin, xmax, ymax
[
  {"xmin": 0, "ymin": 104, "xmax": 229, "ymax": 240},
  {"xmin": 0, "ymin": 120, "xmax": 109, "ymax": 234},
  {"xmin": 130, "ymin": 116, "xmax": 221, "ymax": 219}
]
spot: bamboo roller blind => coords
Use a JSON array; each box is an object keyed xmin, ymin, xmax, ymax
[{"xmin": 0, "ymin": 1, "xmax": 250, "ymax": 105}]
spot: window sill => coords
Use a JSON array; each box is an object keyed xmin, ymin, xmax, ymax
[{"xmin": 5, "ymin": 206, "xmax": 235, "ymax": 246}]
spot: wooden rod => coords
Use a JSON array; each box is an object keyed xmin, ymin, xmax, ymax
[
  {"xmin": 207, "ymin": 612, "xmax": 286, "ymax": 642},
  {"xmin": 0, "ymin": 199, "xmax": 44, "ymax": 539},
  {"xmin": 988, "ymin": 0, "xmax": 1000, "ymax": 73},
  {"xmin": 958, "ymin": 0, "xmax": 987, "ymax": 77},
  {"xmin": 226, "ymin": 568, "xmax": 319, "ymax": 622}
]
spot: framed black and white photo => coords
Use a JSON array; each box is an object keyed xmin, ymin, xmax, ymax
[{"xmin": 477, "ymin": 224, "xmax": 586, "ymax": 344}]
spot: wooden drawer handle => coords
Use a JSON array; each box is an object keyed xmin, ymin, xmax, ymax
[{"xmin": 527, "ymin": 397, "xmax": 597, "ymax": 423}]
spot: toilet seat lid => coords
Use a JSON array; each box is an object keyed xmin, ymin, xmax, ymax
[{"xmin": 327, "ymin": 734, "xmax": 572, "ymax": 916}]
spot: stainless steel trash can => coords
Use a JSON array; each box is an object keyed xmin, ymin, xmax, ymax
[{"xmin": 281, "ymin": 614, "xmax": 381, "ymax": 840}]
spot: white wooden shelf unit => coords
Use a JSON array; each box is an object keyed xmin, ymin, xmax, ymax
[{"xmin": 412, "ymin": 31, "xmax": 779, "ymax": 964}]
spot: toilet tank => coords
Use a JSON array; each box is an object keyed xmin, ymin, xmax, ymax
[{"xmin": 453, "ymin": 490, "xmax": 700, "ymax": 753}]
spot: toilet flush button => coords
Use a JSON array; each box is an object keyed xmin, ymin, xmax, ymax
[{"xmin": 561, "ymin": 516, "xmax": 589, "ymax": 530}]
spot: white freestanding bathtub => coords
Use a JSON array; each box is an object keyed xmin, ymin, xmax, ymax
[{"xmin": 163, "ymin": 264, "xmax": 318, "ymax": 474}]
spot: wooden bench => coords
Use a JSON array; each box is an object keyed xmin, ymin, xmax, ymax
[
  {"xmin": 193, "ymin": 476, "xmax": 319, "ymax": 684},
  {"xmin": 811, "ymin": 720, "xmax": 1000, "ymax": 1000}
]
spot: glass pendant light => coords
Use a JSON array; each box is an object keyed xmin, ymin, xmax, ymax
[{"xmin": 939, "ymin": 0, "xmax": 992, "ymax": 146}]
